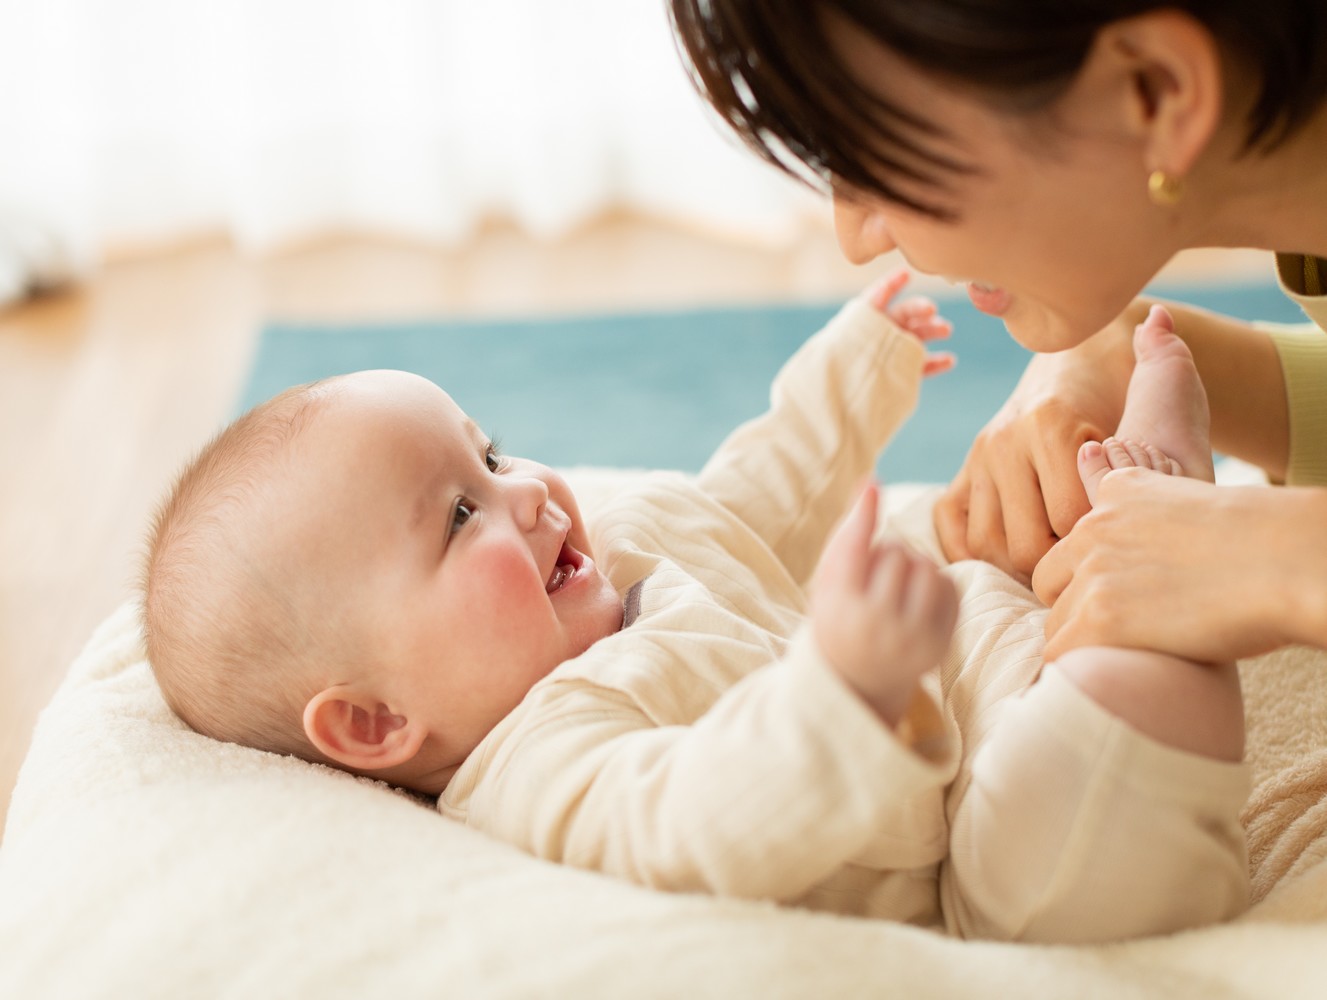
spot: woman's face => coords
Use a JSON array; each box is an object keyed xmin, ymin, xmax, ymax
[{"xmin": 827, "ymin": 18, "xmax": 1180, "ymax": 351}]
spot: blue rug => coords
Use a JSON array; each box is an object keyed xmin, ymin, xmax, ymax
[{"xmin": 240, "ymin": 282, "xmax": 1306, "ymax": 483}]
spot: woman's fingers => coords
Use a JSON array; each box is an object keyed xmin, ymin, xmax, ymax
[
  {"xmin": 991, "ymin": 459, "xmax": 1060, "ymax": 582},
  {"xmin": 962, "ymin": 465, "xmax": 1007, "ymax": 568},
  {"xmin": 934, "ymin": 472, "xmax": 974, "ymax": 563}
]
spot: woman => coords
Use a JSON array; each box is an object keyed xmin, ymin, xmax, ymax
[{"xmin": 669, "ymin": 0, "xmax": 1327, "ymax": 666}]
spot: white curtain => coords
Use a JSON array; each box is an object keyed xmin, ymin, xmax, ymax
[{"xmin": 0, "ymin": 0, "xmax": 825, "ymax": 258}]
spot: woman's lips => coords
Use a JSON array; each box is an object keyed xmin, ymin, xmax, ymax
[{"xmin": 967, "ymin": 282, "xmax": 1012, "ymax": 316}]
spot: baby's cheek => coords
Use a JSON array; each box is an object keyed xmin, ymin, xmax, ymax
[{"xmin": 466, "ymin": 542, "xmax": 544, "ymax": 610}]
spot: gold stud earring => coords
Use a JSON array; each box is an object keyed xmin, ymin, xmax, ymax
[{"xmin": 1148, "ymin": 170, "xmax": 1185, "ymax": 206}]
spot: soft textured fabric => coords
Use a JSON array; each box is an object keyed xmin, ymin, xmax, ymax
[
  {"xmin": 1268, "ymin": 252, "xmax": 1327, "ymax": 484},
  {"xmin": 3, "ymin": 473, "xmax": 1327, "ymax": 997},
  {"xmin": 440, "ymin": 297, "xmax": 1249, "ymax": 942},
  {"xmin": 3, "ymin": 485, "xmax": 1327, "ymax": 998}
]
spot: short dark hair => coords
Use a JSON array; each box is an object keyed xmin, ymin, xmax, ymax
[{"xmin": 668, "ymin": 0, "xmax": 1327, "ymax": 215}]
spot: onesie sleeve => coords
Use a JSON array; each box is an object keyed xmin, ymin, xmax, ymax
[
  {"xmin": 444, "ymin": 629, "xmax": 955, "ymax": 903},
  {"xmin": 695, "ymin": 295, "xmax": 926, "ymax": 586}
]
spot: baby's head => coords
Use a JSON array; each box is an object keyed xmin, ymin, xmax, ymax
[{"xmin": 143, "ymin": 370, "xmax": 624, "ymax": 794}]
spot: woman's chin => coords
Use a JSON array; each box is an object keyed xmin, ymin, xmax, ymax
[{"xmin": 1001, "ymin": 301, "xmax": 1098, "ymax": 353}]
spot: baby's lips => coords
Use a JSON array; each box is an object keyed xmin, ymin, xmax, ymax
[{"xmin": 544, "ymin": 534, "xmax": 587, "ymax": 594}]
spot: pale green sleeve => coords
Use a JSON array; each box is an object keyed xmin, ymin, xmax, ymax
[
  {"xmin": 1265, "ymin": 323, "xmax": 1327, "ymax": 485},
  {"xmin": 1269, "ymin": 252, "xmax": 1327, "ymax": 485}
]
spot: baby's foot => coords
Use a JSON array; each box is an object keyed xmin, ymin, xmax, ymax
[
  {"xmin": 1113, "ymin": 304, "xmax": 1215, "ymax": 482},
  {"xmin": 1078, "ymin": 436, "xmax": 1180, "ymax": 505}
]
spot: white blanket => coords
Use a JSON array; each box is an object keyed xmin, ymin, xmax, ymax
[{"xmin": 2, "ymin": 477, "xmax": 1326, "ymax": 998}]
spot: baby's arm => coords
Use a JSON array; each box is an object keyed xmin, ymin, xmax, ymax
[
  {"xmin": 450, "ymin": 632, "xmax": 957, "ymax": 904},
  {"xmin": 697, "ymin": 273, "xmax": 951, "ymax": 587},
  {"xmin": 812, "ymin": 482, "xmax": 958, "ymax": 726}
]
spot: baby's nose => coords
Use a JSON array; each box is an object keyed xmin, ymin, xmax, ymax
[{"xmin": 510, "ymin": 474, "xmax": 550, "ymax": 529}]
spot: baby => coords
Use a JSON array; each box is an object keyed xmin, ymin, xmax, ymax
[{"xmin": 143, "ymin": 276, "xmax": 1249, "ymax": 944}]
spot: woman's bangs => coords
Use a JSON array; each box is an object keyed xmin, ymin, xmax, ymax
[{"xmin": 672, "ymin": 0, "xmax": 971, "ymax": 217}]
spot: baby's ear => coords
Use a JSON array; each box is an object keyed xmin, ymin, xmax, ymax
[{"xmin": 303, "ymin": 686, "xmax": 427, "ymax": 772}]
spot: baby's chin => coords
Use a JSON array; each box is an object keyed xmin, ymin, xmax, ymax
[
  {"xmin": 574, "ymin": 589, "xmax": 629, "ymax": 657},
  {"xmin": 596, "ymin": 593, "xmax": 629, "ymax": 642}
]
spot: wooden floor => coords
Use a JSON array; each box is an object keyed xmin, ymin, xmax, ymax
[{"xmin": 0, "ymin": 217, "xmax": 1269, "ymax": 831}]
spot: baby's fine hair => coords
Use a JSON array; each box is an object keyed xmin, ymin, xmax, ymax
[{"xmin": 141, "ymin": 378, "xmax": 347, "ymax": 761}]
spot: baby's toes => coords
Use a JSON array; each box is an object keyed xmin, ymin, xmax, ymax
[
  {"xmin": 1103, "ymin": 437, "xmax": 1148, "ymax": 470},
  {"xmin": 1078, "ymin": 440, "xmax": 1113, "ymax": 506},
  {"xmin": 1139, "ymin": 441, "xmax": 1182, "ymax": 476},
  {"xmin": 1107, "ymin": 437, "xmax": 1182, "ymax": 476}
]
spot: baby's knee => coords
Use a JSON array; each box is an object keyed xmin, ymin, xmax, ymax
[{"xmin": 1051, "ymin": 647, "xmax": 1244, "ymax": 762}]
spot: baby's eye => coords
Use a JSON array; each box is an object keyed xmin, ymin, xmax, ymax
[
  {"xmin": 485, "ymin": 442, "xmax": 505, "ymax": 473},
  {"xmin": 451, "ymin": 499, "xmax": 475, "ymax": 533}
]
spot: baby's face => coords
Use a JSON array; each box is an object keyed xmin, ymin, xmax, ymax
[{"xmin": 284, "ymin": 370, "xmax": 623, "ymax": 766}]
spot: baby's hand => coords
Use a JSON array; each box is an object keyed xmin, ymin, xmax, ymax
[
  {"xmin": 812, "ymin": 483, "xmax": 958, "ymax": 727},
  {"xmin": 867, "ymin": 269, "xmax": 955, "ymax": 377}
]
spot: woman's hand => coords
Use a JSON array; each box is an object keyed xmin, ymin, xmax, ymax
[
  {"xmin": 933, "ymin": 307, "xmax": 1141, "ymax": 581},
  {"xmin": 1033, "ymin": 471, "xmax": 1327, "ymax": 663}
]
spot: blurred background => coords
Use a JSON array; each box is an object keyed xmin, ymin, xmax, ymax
[{"xmin": 0, "ymin": 0, "xmax": 1272, "ymax": 829}]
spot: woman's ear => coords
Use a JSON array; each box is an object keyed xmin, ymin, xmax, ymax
[
  {"xmin": 1100, "ymin": 10, "xmax": 1224, "ymax": 178},
  {"xmin": 303, "ymin": 685, "xmax": 428, "ymax": 772}
]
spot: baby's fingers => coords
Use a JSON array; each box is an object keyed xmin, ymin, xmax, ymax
[
  {"xmin": 904, "ymin": 315, "xmax": 953, "ymax": 342},
  {"xmin": 866, "ymin": 269, "xmax": 910, "ymax": 312},
  {"xmin": 866, "ymin": 543, "xmax": 911, "ymax": 609},
  {"xmin": 893, "ymin": 296, "xmax": 936, "ymax": 322},
  {"xmin": 923, "ymin": 352, "xmax": 957, "ymax": 377},
  {"xmin": 819, "ymin": 482, "xmax": 880, "ymax": 589}
]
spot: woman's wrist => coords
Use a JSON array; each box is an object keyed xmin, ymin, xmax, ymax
[
  {"xmin": 1022, "ymin": 304, "xmax": 1139, "ymax": 421},
  {"xmin": 1282, "ymin": 486, "xmax": 1327, "ymax": 649}
]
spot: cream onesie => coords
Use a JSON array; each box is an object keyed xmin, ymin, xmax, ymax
[{"xmin": 440, "ymin": 295, "xmax": 1250, "ymax": 944}]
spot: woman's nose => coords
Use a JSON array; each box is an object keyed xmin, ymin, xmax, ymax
[{"xmin": 833, "ymin": 191, "xmax": 898, "ymax": 265}]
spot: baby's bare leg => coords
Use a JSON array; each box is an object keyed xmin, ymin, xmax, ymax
[
  {"xmin": 1051, "ymin": 648, "xmax": 1243, "ymax": 761},
  {"xmin": 1059, "ymin": 306, "xmax": 1243, "ymax": 762}
]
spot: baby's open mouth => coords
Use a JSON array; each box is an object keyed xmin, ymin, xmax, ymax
[{"xmin": 546, "ymin": 541, "xmax": 584, "ymax": 594}]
